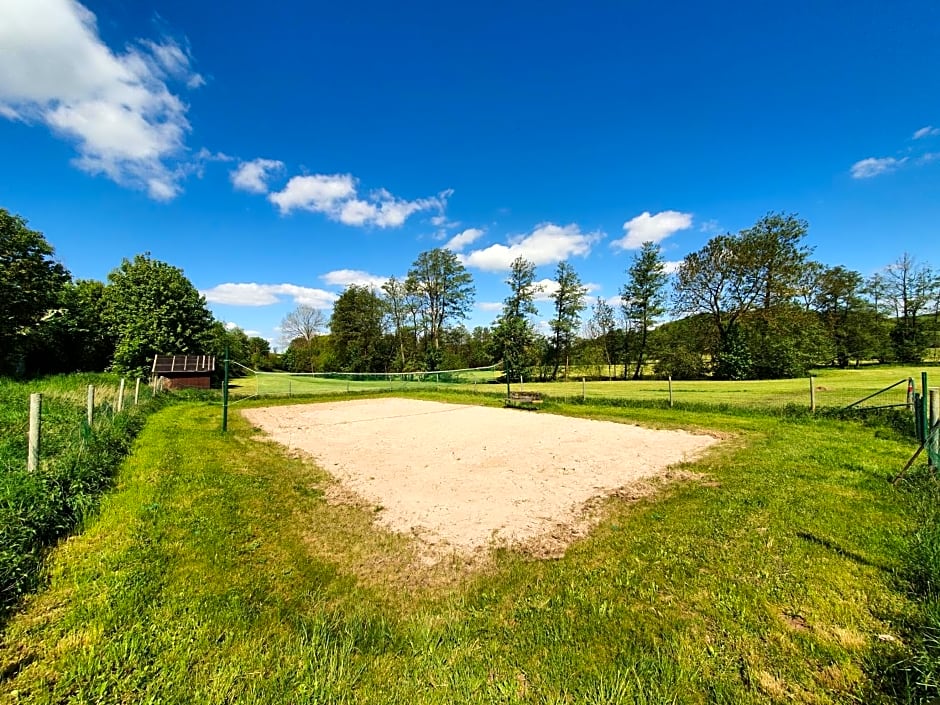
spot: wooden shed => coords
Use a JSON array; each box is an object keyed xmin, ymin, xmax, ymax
[{"xmin": 151, "ymin": 354, "xmax": 216, "ymax": 389}]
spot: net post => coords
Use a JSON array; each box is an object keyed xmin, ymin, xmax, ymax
[
  {"xmin": 923, "ymin": 372, "xmax": 929, "ymax": 444},
  {"xmin": 929, "ymin": 388, "xmax": 939, "ymax": 469},
  {"xmin": 222, "ymin": 346, "xmax": 229, "ymax": 433}
]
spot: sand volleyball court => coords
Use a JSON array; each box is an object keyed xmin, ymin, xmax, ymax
[{"xmin": 242, "ymin": 398, "xmax": 718, "ymax": 556}]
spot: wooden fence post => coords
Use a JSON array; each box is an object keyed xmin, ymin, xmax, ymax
[
  {"xmin": 134, "ymin": 378, "xmax": 141, "ymax": 406},
  {"xmin": 669, "ymin": 376, "xmax": 674, "ymax": 408},
  {"xmin": 87, "ymin": 385, "xmax": 95, "ymax": 426},
  {"xmin": 582, "ymin": 377, "xmax": 586, "ymax": 401},
  {"xmin": 28, "ymin": 393, "xmax": 41, "ymax": 472},
  {"xmin": 117, "ymin": 378, "xmax": 125, "ymax": 412},
  {"xmin": 809, "ymin": 376, "xmax": 816, "ymax": 412}
]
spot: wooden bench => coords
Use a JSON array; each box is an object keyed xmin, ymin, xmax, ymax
[{"xmin": 507, "ymin": 391, "xmax": 543, "ymax": 408}]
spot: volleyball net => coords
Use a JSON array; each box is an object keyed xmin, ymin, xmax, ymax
[{"xmin": 227, "ymin": 363, "xmax": 502, "ymax": 398}]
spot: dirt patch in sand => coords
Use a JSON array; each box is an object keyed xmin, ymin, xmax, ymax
[{"xmin": 241, "ymin": 398, "xmax": 719, "ymax": 558}]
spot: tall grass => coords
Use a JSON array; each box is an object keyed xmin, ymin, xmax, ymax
[
  {"xmin": 868, "ymin": 469, "xmax": 940, "ymax": 701},
  {"xmin": 0, "ymin": 374, "xmax": 163, "ymax": 617}
]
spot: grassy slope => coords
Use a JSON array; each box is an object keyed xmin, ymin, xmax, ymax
[{"xmin": 0, "ymin": 394, "xmax": 923, "ymax": 703}]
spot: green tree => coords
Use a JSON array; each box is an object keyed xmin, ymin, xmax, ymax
[
  {"xmin": 0, "ymin": 208, "xmax": 70, "ymax": 375},
  {"xmin": 26, "ymin": 279, "xmax": 115, "ymax": 375},
  {"xmin": 491, "ymin": 257, "xmax": 538, "ymax": 393},
  {"xmin": 621, "ymin": 242, "xmax": 668, "ymax": 380},
  {"xmin": 548, "ymin": 261, "xmax": 587, "ymax": 380},
  {"xmin": 588, "ymin": 296, "xmax": 617, "ymax": 379},
  {"xmin": 104, "ymin": 254, "xmax": 215, "ymax": 377},
  {"xmin": 329, "ymin": 285, "xmax": 388, "ymax": 372},
  {"xmin": 813, "ymin": 266, "xmax": 867, "ymax": 367},
  {"xmin": 674, "ymin": 213, "xmax": 813, "ymax": 379},
  {"xmin": 382, "ymin": 275, "xmax": 412, "ymax": 370},
  {"xmin": 882, "ymin": 253, "xmax": 938, "ymax": 362},
  {"xmin": 405, "ymin": 248, "xmax": 475, "ymax": 366}
]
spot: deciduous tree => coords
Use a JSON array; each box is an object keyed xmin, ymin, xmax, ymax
[
  {"xmin": 0, "ymin": 208, "xmax": 69, "ymax": 374},
  {"xmin": 405, "ymin": 248, "xmax": 475, "ymax": 365},
  {"xmin": 548, "ymin": 261, "xmax": 587, "ymax": 380},
  {"xmin": 620, "ymin": 242, "xmax": 667, "ymax": 380},
  {"xmin": 104, "ymin": 253, "xmax": 215, "ymax": 377},
  {"xmin": 329, "ymin": 285, "xmax": 388, "ymax": 372},
  {"xmin": 279, "ymin": 304, "xmax": 327, "ymax": 346},
  {"xmin": 491, "ymin": 257, "xmax": 538, "ymax": 393}
]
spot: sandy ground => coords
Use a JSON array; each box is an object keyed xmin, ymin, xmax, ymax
[{"xmin": 242, "ymin": 398, "xmax": 718, "ymax": 557}]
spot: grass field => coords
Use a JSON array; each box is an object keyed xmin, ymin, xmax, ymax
[
  {"xmin": 1, "ymin": 388, "xmax": 937, "ymax": 702},
  {"xmin": 228, "ymin": 365, "xmax": 932, "ymax": 412}
]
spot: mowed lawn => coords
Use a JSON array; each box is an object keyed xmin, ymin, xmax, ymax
[
  {"xmin": 228, "ymin": 365, "xmax": 932, "ymax": 412},
  {"xmin": 0, "ymin": 392, "xmax": 926, "ymax": 703}
]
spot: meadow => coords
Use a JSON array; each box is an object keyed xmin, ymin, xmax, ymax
[
  {"xmin": 230, "ymin": 365, "xmax": 930, "ymax": 412},
  {"xmin": 0, "ymin": 370, "xmax": 938, "ymax": 702}
]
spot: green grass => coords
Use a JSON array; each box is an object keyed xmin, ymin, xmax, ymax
[
  {"xmin": 227, "ymin": 365, "xmax": 931, "ymax": 415},
  {"xmin": 0, "ymin": 391, "xmax": 931, "ymax": 703},
  {"xmin": 0, "ymin": 374, "xmax": 160, "ymax": 617}
]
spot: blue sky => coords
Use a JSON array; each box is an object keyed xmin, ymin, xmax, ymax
[{"xmin": 1, "ymin": 0, "xmax": 939, "ymax": 349}]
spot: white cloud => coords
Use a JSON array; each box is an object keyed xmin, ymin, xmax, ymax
[
  {"xmin": 231, "ymin": 158, "xmax": 284, "ymax": 193},
  {"xmin": 445, "ymin": 228, "xmax": 485, "ymax": 252},
  {"xmin": 460, "ymin": 223, "xmax": 600, "ymax": 272},
  {"xmin": 850, "ymin": 156, "xmax": 907, "ymax": 179},
  {"xmin": 0, "ymin": 0, "xmax": 203, "ymax": 200},
  {"xmin": 663, "ymin": 260, "xmax": 683, "ymax": 274},
  {"xmin": 267, "ymin": 175, "xmax": 449, "ymax": 228},
  {"xmin": 699, "ymin": 218, "xmax": 722, "ymax": 235},
  {"xmin": 320, "ymin": 269, "xmax": 388, "ymax": 289},
  {"xmin": 612, "ymin": 210, "xmax": 693, "ymax": 250},
  {"xmin": 913, "ymin": 126, "xmax": 940, "ymax": 139},
  {"xmin": 269, "ymin": 174, "xmax": 356, "ymax": 214},
  {"xmin": 201, "ymin": 283, "xmax": 338, "ymax": 308},
  {"xmin": 477, "ymin": 301, "xmax": 503, "ymax": 312}
]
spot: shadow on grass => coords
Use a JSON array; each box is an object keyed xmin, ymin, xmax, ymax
[{"xmin": 795, "ymin": 531, "xmax": 891, "ymax": 572}]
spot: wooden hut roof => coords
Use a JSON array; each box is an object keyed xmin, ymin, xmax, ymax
[{"xmin": 151, "ymin": 354, "xmax": 216, "ymax": 375}]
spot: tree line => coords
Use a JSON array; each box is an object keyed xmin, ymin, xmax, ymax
[
  {"xmin": 281, "ymin": 213, "xmax": 939, "ymax": 380},
  {"xmin": 0, "ymin": 208, "xmax": 271, "ymax": 379},
  {"xmin": 3, "ymin": 205, "xmax": 938, "ymax": 382}
]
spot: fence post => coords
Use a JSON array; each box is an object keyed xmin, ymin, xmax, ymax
[
  {"xmin": 582, "ymin": 377, "xmax": 586, "ymax": 401},
  {"xmin": 809, "ymin": 376, "xmax": 816, "ymax": 412},
  {"xmin": 28, "ymin": 393, "xmax": 41, "ymax": 472},
  {"xmin": 930, "ymin": 388, "xmax": 939, "ymax": 469},
  {"xmin": 87, "ymin": 385, "xmax": 95, "ymax": 426},
  {"xmin": 668, "ymin": 376, "xmax": 674, "ymax": 408},
  {"xmin": 134, "ymin": 378, "xmax": 141, "ymax": 406},
  {"xmin": 117, "ymin": 378, "xmax": 125, "ymax": 412}
]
